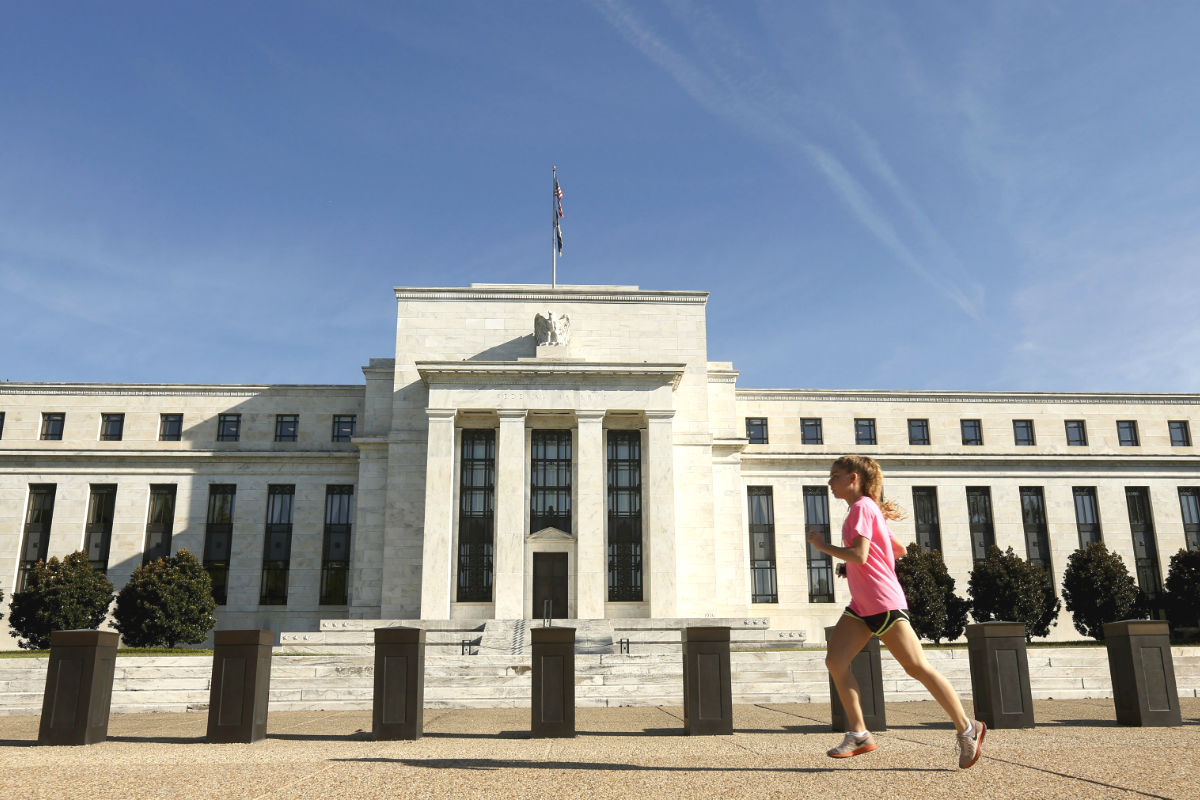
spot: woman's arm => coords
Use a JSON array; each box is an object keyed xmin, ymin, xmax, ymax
[
  {"xmin": 891, "ymin": 536, "xmax": 907, "ymax": 559},
  {"xmin": 806, "ymin": 529, "xmax": 871, "ymax": 565}
]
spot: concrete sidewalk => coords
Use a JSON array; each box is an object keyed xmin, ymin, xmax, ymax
[{"xmin": 1, "ymin": 699, "xmax": 1196, "ymax": 799}]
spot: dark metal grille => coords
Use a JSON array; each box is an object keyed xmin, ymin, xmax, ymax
[
  {"xmin": 41, "ymin": 413, "xmax": 64, "ymax": 441},
  {"xmin": 275, "ymin": 414, "xmax": 299, "ymax": 442},
  {"xmin": 100, "ymin": 413, "xmax": 124, "ymax": 441},
  {"xmin": 321, "ymin": 485, "xmax": 353, "ymax": 605},
  {"xmin": 1019, "ymin": 487, "xmax": 1052, "ymax": 573},
  {"xmin": 1065, "ymin": 420, "xmax": 1088, "ymax": 446},
  {"xmin": 800, "ymin": 418, "xmax": 823, "ymax": 445},
  {"xmin": 1169, "ymin": 420, "xmax": 1191, "ymax": 447},
  {"xmin": 804, "ymin": 487, "xmax": 834, "ymax": 603},
  {"xmin": 607, "ymin": 430, "xmax": 643, "ymax": 602},
  {"xmin": 204, "ymin": 484, "xmax": 236, "ymax": 605},
  {"xmin": 961, "ymin": 419, "xmax": 983, "ymax": 446},
  {"xmin": 142, "ymin": 484, "xmax": 176, "ymax": 566},
  {"xmin": 260, "ymin": 485, "xmax": 294, "ymax": 605},
  {"xmin": 85, "ymin": 485, "xmax": 116, "ymax": 574},
  {"xmin": 1013, "ymin": 419, "xmax": 1035, "ymax": 446},
  {"xmin": 217, "ymin": 413, "xmax": 241, "ymax": 442},
  {"xmin": 1072, "ymin": 487, "xmax": 1102, "ymax": 547},
  {"xmin": 1179, "ymin": 488, "xmax": 1200, "ymax": 552},
  {"xmin": 530, "ymin": 430, "xmax": 572, "ymax": 533},
  {"xmin": 17, "ymin": 484, "xmax": 56, "ymax": 592},
  {"xmin": 457, "ymin": 430, "xmax": 495, "ymax": 602},
  {"xmin": 1117, "ymin": 420, "xmax": 1139, "ymax": 446},
  {"xmin": 332, "ymin": 414, "xmax": 356, "ymax": 442},
  {"xmin": 908, "ymin": 418, "xmax": 930, "ymax": 445},
  {"xmin": 965, "ymin": 487, "xmax": 995, "ymax": 561},
  {"xmin": 745, "ymin": 417, "xmax": 768, "ymax": 444},
  {"xmin": 159, "ymin": 413, "xmax": 183, "ymax": 441},
  {"xmin": 1125, "ymin": 487, "xmax": 1161, "ymax": 598},
  {"xmin": 855, "ymin": 418, "xmax": 876, "ymax": 445},
  {"xmin": 747, "ymin": 486, "xmax": 777, "ymax": 603},
  {"xmin": 911, "ymin": 486, "xmax": 942, "ymax": 551}
]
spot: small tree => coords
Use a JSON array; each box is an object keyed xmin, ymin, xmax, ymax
[
  {"xmin": 1164, "ymin": 548, "xmax": 1200, "ymax": 632},
  {"xmin": 1061, "ymin": 542, "xmax": 1142, "ymax": 640},
  {"xmin": 967, "ymin": 545, "xmax": 1060, "ymax": 641},
  {"xmin": 113, "ymin": 549, "xmax": 216, "ymax": 648},
  {"xmin": 896, "ymin": 543, "xmax": 970, "ymax": 643},
  {"xmin": 8, "ymin": 552, "xmax": 114, "ymax": 650}
]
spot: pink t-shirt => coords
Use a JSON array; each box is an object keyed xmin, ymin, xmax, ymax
[{"xmin": 842, "ymin": 496, "xmax": 908, "ymax": 617}]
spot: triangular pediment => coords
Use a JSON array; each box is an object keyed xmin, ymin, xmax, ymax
[{"xmin": 527, "ymin": 526, "xmax": 573, "ymax": 541}]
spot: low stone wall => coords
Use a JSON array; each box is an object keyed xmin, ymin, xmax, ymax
[{"xmin": 1, "ymin": 646, "xmax": 1197, "ymax": 716}]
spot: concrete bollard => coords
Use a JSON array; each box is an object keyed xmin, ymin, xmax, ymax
[
  {"xmin": 373, "ymin": 626, "xmax": 426, "ymax": 740},
  {"xmin": 37, "ymin": 630, "xmax": 119, "ymax": 746},
  {"xmin": 682, "ymin": 626, "xmax": 733, "ymax": 735},
  {"xmin": 531, "ymin": 626, "xmax": 575, "ymax": 738},
  {"xmin": 1103, "ymin": 620, "xmax": 1181, "ymax": 727},
  {"xmin": 825, "ymin": 626, "xmax": 886, "ymax": 732},
  {"xmin": 206, "ymin": 630, "xmax": 273, "ymax": 743},
  {"xmin": 966, "ymin": 622, "xmax": 1034, "ymax": 729}
]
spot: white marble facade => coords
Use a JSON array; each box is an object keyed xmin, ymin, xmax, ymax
[{"xmin": 1, "ymin": 284, "xmax": 1198, "ymax": 646}]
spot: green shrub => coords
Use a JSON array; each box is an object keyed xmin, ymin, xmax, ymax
[
  {"xmin": 1164, "ymin": 548, "xmax": 1200, "ymax": 631},
  {"xmin": 967, "ymin": 545, "xmax": 1060, "ymax": 641},
  {"xmin": 1060, "ymin": 542, "xmax": 1142, "ymax": 640},
  {"xmin": 113, "ymin": 549, "xmax": 216, "ymax": 648},
  {"xmin": 7, "ymin": 552, "xmax": 114, "ymax": 650},
  {"xmin": 895, "ymin": 543, "xmax": 970, "ymax": 643}
]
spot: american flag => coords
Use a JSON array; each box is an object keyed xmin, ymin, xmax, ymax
[
  {"xmin": 554, "ymin": 180, "xmax": 564, "ymax": 218},
  {"xmin": 553, "ymin": 174, "xmax": 564, "ymax": 255}
]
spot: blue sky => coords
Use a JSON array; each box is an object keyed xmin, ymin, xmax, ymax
[{"xmin": 2, "ymin": 1, "xmax": 1199, "ymax": 392}]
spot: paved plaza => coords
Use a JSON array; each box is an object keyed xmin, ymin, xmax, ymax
[{"xmin": 1, "ymin": 699, "xmax": 1196, "ymax": 799}]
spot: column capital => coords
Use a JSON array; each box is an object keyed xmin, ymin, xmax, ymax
[
  {"xmin": 576, "ymin": 409, "xmax": 606, "ymax": 423},
  {"xmin": 426, "ymin": 408, "xmax": 457, "ymax": 421},
  {"xmin": 497, "ymin": 409, "xmax": 528, "ymax": 422},
  {"xmin": 645, "ymin": 409, "xmax": 676, "ymax": 422}
]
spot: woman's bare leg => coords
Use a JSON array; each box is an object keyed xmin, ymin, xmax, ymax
[
  {"xmin": 880, "ymin": 620, "xmax": 970, "ymax": 733},
  {"xmin": 825, "ymin": 614, "xmax": 875, "ymax": 732}
]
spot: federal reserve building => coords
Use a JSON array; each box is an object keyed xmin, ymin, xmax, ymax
[{"xmin": 2, "ymin": 283, "xmax": 1198, "ymax": 647}]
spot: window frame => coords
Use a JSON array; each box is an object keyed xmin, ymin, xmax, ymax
[
  {"xmin": 907, "ymin": 418, "xmax": 930, "ymax": 446},
  {"xmin": 1168, "ymin": 420, "xmax": 1191, "ymax": 447},
  {"xmin": 745, "ymin": 417, "xmax": 768, "ymax": 444},
  {"xmin": 216, "ymin": 413, "xmax": 241, "ymax": 442},
  {"xmin": 606, "ymin": 429, "xmax": 644, "ymax": 602},
  {"xmin": 274, "ymin": 414, "xmax": 299, "ymax": 443},
  {"xmin": 530, "ymin": 429, "xmax": 572, "ymax": 534},
  {"xmin": 960, "ymin": 419, "xmax": 983, "ymax": 446},
  {"xmin": 911, "ymin": 486, "xmax": 942, "ymax": 551},
  {"xmin": 800, "ymin": 418, "xmax": 823, "ymax": 445},
  {"xmin": 458, "ymin": 429, "xmax": 497, "ymax": 603},
  {"xmin": 260, "ymin": 484, "xmax": 295, "ymax": 605},
  {"xmin": 854, "ymin": 418, "xmax": 877, "ymax": 446},
  {"xmin": 1116, "ymin": 420, "xmax": 1140, "ymax": 447},
  {"xmin": 143, "ymin": 484, "xmax": 177, "ymax": 566},
  {"xmin": 320, "ymin": 485, "xmax": 354, "ymax": 605},
  {"xmin": 159, "ymin": 413, "xmax": 183, "ymax": 442},
  {"xmin": 1073, "ymin": 487, "xmax": 1102, "ymax": 548},
  {"xmin": 1012, "ymin": 419, "xmax": 1036, "ymax": 446},
  {"xmin": 99, "ymin": 413, "xmax": 125, "ymax": 442},
  {"xmin": 965, "ymin": 486, "xmax": 995, "ymax": 561},
  {"xmin": 1065, "ymin": 419, "xmax": 1088, "ymax": 447},
  {"xmin": 331, "ymin": 414, "xmax": 357, "ymax": 443},
  {"xmin": 40, "ymin": 412, "xmax": 65, "ymax": 441},
  {"xmin": 747, "ymin": 486, "xmax": 777, "ymax": 604},
  {"xmin": 203, "ymin": 484, "xmax": 236, "ymax": 605}
]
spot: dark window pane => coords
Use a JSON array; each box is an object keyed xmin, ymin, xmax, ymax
[
  {"xmin": 159, "ymin": 413, "xmax": 183, "ymax": 441},
  {"xmin": 321, "ymin": 485, "xmax": 354, "ymax": 605},
  {"xmin": 965, "ymin": 487, "xmax": 994, "ymax": 561},
  {"xmin": 607, "ymin": 430, "xmax": 642, "ymax": 601},
  {"xmin": 908, "ymin": 418, "xmax": 930, "ymax": 445},
  {"xmin": 911, "ymin": 486, "xmax": 941, "ymax": 551},
  {"xmin": 961, "ymin": 419, "xmax": 983, "ymax": 446},
  {"xmin": 41, "ymin": 413, "xmax": 65, "ymax": 440},
  {"xmin": 1179, "ymin": 488, "xmax": 1200, "ymax": 551},
  {"xmin": 217, "ymin": 414, "xmax": 241, "ymax": 442},
  {"xmin": 204, "ymin": 485, "xmax": 236, "ymax": 604},
  {"xmin": 85, "ymin": 485, "xmax": 117, "ymax": 574},
  {"xmin": 458, "ymin": 430, "xmax": 496, "ymax": 601},
  {"xmin": 1019, "ymin": 487, "xmax": 1052, "ymax": 573},
  {"xmin": 100, "ymin": 413, "xmax": 124, "ymax": 441},
  {"xmin": 1013, "ymin": 420, "xmax": 1035, "ymax": 446},
  {"xmin": 260, "ymin": 484, "xmax": 295, "ymax": 605},
  {"xmin": 143, "ymin": 484, "xmax": 177, "ymax": 566},
  {"xmin": 18, "ymin": 484, "xmax": 56, "ymax": 592},
  {"xmin": 1169, "ymin": 420, "xmax": 1191, "ymax": 447},
  {"xmin": 855, "ymin": 418, "xmax": 876, "ymax": 446},
  {"xmin": 1073, "ymin": 487, "xmax": 1102, "ymax": 547},
  {"xmin": 746, "ymin": 417, "xmax": 768, "ymax": 444},
  {"xmin": 801, "ymin": 418, "xmax": 823, "ymax": 445},
  {"xmin": 275, "ymin": 414, "xmax": 298, "ymax": 442},
  {"xmin": 747, "ymin": 487, "xmax": 776, "ymax": 603},
  {"xmin": 1065, "ymin": 420, "xmax": 1088, "ymax": 446},
  {"xmin": 1126, "ymin": 488, "xmax": 1161, "ymax": 598},
  {"xmin": 1117, "ymin": 420, "xmax": 1139, "ymax": 446},
  {"xmin": 531, "ymin": 430, "xmax": 572, "ymax": 533},
  {"xmin": 332, "ymin": 414, "xmax": 357, "ymax": 442},
  {"xmin": 804, "ymin": 487, "xmax": 834, "ymax": 603}
]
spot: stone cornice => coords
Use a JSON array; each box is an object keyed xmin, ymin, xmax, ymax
[
  {"xmin": 0, "ymin": 383, "xmax": 363, "ymax": 397},
  {"xmin": 395, "ymin": 285, "xmax": 708, "ymax": 305},
  {"xmin": 739, "ymin": 452, "xmax": 1200, "ymax": 470},
  {"xmin": 0, "ymin": 449, "xmax": 359, "ymax": 462},
  {"xmin": 736, "ymin": 388, "xmax": 1200, "ymax": 405},
  {"xmin": 416, "ymin": 361, "xmax": 686, "ymax": 390}
]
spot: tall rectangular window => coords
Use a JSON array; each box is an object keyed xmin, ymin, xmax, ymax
[
  {"xmin": 908, "ymin": 418, "xmax": 930, "ymax": 445},
  {"xmin": 274, "ymin": 414, "xmax": 298, "ymax": 442},
  {"xmin": 1013, "ymin": 419, "xmax": 1036, "ymax": 446},
  {"xmin": 17, "ymin": 484, "xmax": 56, "ymax": 592},
  {"xmin": 1117, "ymin": 420, "xmax": 1139, "ymax": 446},
  {"xmin": 805, "ymin": 487, "xmax": 834, "ymax": 603},
  {"xmin": 1019, "ymin": 487, "xmax": 1052, "ymax": 574},
  {"xmin": 1169, "ymin": 420, "xmax": 1191, "ymax": 447},
  {"xmin": 747, "ymin": 487, "xmax": 777, "ymax": 603},
  {"xmin": 911, "ymin": 487, "xmax": 942, "ymax": 551},
  {"xmin": 457, "ymin": 430, "xmax": 496, "ymax": 602},
  {"xmin": 320, "ymin": 485, "xmax": 353, "ymax": 605},
  {"xmin": 143, "ymin": 484, "xmax": 177, "ymax": 566},
  {"xmin": 41, "ymin": 412, "xmax": 65, "ymax": 441},
  {"xmin": 1179, "ymin": 488, "xmax": 1200, "ymax": 551},
  {"xmin": 800, "ymin": 418, "xmax": 823, "ymax": 445},
  {"xmin": 530, "ymin": 430, "xmax": 572, "ymax": 533},
  {"xmin": 204, "ymin": 485, "xmax": 236, "ymax": 605},
  {"xmin": 217, "ymin": 413, "xmax": 241, "ymax": 442},
  {"xmin": 965, "ymin": 487, "xmax": 995, "ymax": 561},
  {"xmin": 85, "ymin": 485, "xmax": 117, "ymax": 574},
  {"xmin": 961, "ymin": 419, "xmax": 983, "ymax": 446},
  {"xmin": 159, "ymin": 413, "xmax": 183, "ymax": 441},
  {"xmin": 1073, "ymin": 487, "xmax": 1102, "ymax": 547},
  {"xmin": 855, "ymin": 418, "xmax": 877, "ymax": 445},
  {"xmin": 607, "ymin": 430, "xmax": 643, "ymax": 602},
  {"xmin": 1125, "ymin": 487, "xmax": 1161, "ymax": 599},
  {"xmin": 0, "ymin": 411, "xmax": 5, "ymax": 440},
  {"xmin": 745, "ymin": 417, "xmax": 768, "ymax": 444},
  {"xmin": 100, "ymin": 413, "xmax": 124, "ymax": 441},
  {"xmin": 260, "ymin": 485, "xmax": 295, "ymax": 605},
  {"xmin": 332, "ymin": 414, "xmax": 356, "ymax": 442},
  {"xmin": 1065, "ymin": 420, "xmax": 1088, "ymax": 446}
]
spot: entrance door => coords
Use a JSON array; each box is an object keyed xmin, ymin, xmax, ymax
[{"xmin": 532, "ymin": 553, "xmax": 569, "ymax": 619}]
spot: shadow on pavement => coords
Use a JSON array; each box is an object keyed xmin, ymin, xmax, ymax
[{"xmin": 331, "ymin": 757, "xmax": 952, "ymax": 774}]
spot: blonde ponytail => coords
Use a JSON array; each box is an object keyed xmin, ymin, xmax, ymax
[{"xmin": 832, "ymin": 455, "xmax": 905, "ymax": 521}]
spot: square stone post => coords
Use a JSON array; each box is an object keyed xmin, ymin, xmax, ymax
[
  {"xmin": 575, "ymin": 411, "xmax": 606, "ymax": 618},
  {"xmin": 419, "ymin": 409, "xmax": 457, "ymax": 619},
  {"xmin": 493, "ymin": 410, "xmax": 527, "ymax": 618},
  {"xmin": 646, "ymin": 410, "xmax": 678, "ymax": 617}
]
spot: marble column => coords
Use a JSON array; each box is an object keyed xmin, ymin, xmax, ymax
[
  {"xmin": 493, "ymin": 410, "xmax": 527, "ymax": 619},
  {"xmin": 575, "ymin": 411, "xmax": 606, "ymax": 618},
  {"xmin": 646, "ymin": 410, "xmax": 678, "ymax": 617},
  {"xmin": 418, "ymin": 409, "xmax": 457, "ymax": 619}
]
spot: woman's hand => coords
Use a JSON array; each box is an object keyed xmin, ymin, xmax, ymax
[{"xmin": 806, "ymin": 529, "xmax": 825, "ymax": 549}]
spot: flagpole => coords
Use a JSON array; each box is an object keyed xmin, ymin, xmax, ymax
[{"xmin": 552, "ymin": 165, "xmax": 558, "ymax": 289}]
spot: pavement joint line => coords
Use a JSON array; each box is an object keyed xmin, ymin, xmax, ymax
[
  {"xmin": 977, "ymin": 753, "xmax": 1180, "ymax": 800},
  {"xmin": 269, "ymin": 710, "xmax": 348, "ymax": 735},
  {"xmin": 753, "ymin": 703, "xmax": 827, "ymax": 725},
  {"xmin": 250, "ymin": 761, "xmax": 338, "ymax": 800}
]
